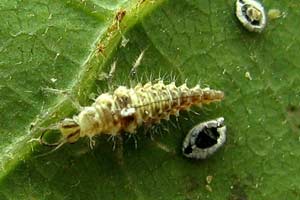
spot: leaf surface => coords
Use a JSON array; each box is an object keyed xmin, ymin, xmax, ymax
[{"xmin": 0, "ymin": 0, "xmax": 300, "ymax": 199}]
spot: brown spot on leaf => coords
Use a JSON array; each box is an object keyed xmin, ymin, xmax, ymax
[
  {"xmin": 287, "ymin": 104, "xmax": 300, "ymax": 133},
  {"xmin": 115, "ymin": 9, "xmax": 126, "ymax": 23},
  {"xmin": 96, "ymin": 43, "xmax": 106, "ymax": 56}
]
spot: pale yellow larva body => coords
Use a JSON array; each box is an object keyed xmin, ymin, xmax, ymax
[{"xmin": 47, "ymin": 81, "xmax": 224, "ymax": 145}]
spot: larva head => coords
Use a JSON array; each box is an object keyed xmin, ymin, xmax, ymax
[{"xmin": 59, "ymin": 118, "xmax": 81, "ymax": 143}]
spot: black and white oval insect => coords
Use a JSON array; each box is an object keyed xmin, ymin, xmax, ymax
[
  {"xmin": 182, "ymin": 117, "xmax": 226, "ymax": 160},
  {"xmin": 236, "ymin": 0, "xmax": 267, "ymax": 33},
  {"xmin": 40, "ymin": 82, "xmax": 224, "ymax": 148}
]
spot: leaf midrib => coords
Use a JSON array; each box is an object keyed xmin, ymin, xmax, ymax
[{"xmin": 0, "ymin": 0, "xmax": 166, "ymax": 182}]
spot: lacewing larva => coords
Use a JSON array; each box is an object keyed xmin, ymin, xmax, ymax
[
  {"xmin": 40, "ymin": 81, "xmax": 224, "ymax": 148},
  {"xmin": 182, "ymin": 117, "xmax": 226, "ymax": 159}
]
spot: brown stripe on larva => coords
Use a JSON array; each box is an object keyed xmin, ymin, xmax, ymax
[
  {"xmin": 66, "ymin": 129, "xmax": 80, "ymax": 143},
  {"xmin": 61, "ymin": 123, "xmax": 79, "ymax": 129},
  {"xmin": 76, "ymin": 81, "xmax": 224, "ymax": 138}
]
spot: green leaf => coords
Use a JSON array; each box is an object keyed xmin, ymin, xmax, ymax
[{"xmin": 1, "ymin": 0, "xmax": 300, "ymax": 199}]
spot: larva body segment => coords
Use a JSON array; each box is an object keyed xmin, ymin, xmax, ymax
[{"xmin": 57, "ymin": 81, "xmax": 224, "ymax": 144}]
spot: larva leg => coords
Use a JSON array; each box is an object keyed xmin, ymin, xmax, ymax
[
  {"xmin": 144, "ymin": 119, "xmax": 170, "ymax": 138},
  {"xmin": 126, "ymin": 133, "xmax": 139, "ymax": 149},
  {"xmin": 107, "ymin": 135, "xmax": 124, "ymax": 151},
  {"xmin": 42, "ymin": 87, "xmax": 82, "ymax": 111},
  {"xmin": 140, "ymin": 123, "xmax": 155, "ymax": 141},
  {"xmin": 168, "ymin": 118, "xmax": 179, "ymax": 129},
  {"xmin": 88, "ymin": 136, "xmax": 96, "ymax": 149},
  {"xmin": 152, "ymin": 124, "xmax": 166, "ymax": 136},
  {"xmin": 146, "ymin": 123, "xmax": 171, "ymax": 142}
]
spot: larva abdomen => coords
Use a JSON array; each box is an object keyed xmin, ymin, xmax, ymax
[
  {"xmin": 77, "ymin": 81, "xmax": 224, "ymax": 138},
  {"xmin": 45, "ymin": 81, "xmax": 224, "ymax": 146}
]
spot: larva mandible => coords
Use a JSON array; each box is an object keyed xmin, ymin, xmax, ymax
[{"xmin": 40, "ymin": 81, "xmax": 224, "ymax": 147}]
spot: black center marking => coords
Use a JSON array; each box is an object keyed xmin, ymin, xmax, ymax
[
  {"xmin": 195, "ymin": 127, "xmax": 220, "ymax": 149},
  {"xmin": 184, "ymin": 145, "xmax": 193, "ymax": 154}
]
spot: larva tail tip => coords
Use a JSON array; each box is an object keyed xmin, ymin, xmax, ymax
[{"xmin": 218, "ymin": 91, "xmax": 225, "ymax": 100}]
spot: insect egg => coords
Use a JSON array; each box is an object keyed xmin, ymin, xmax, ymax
[
  {"xmin": 182, "ymin": 117, "xmax": 226, "ymax": 160},
  {"xmin": 267, "ymin": 9, "xmax": 282, "ymax": 20},
  {"xmin": 235, "ymin": 0, "xmax": 267, "ymax": 33}
]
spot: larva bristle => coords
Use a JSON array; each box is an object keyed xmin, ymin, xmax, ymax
[{"xmin": 72, "ymin": 82, "xmax": 224, "ymax": 141}]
